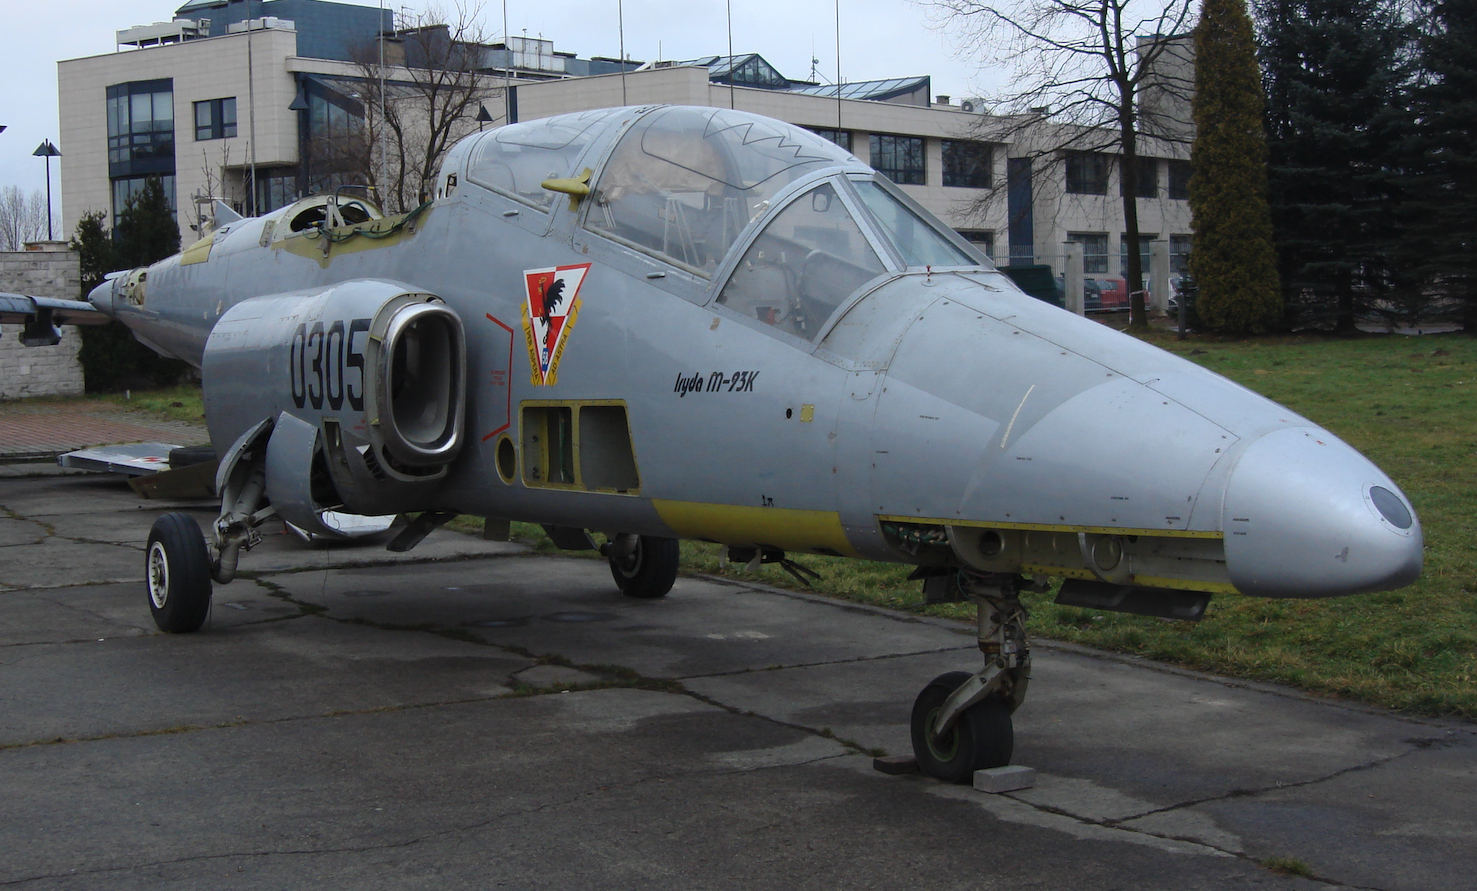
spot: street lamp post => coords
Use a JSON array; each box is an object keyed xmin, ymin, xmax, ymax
[{"xmin": 32, "ymin": 139, "xmax": 61, "ymax": 242}]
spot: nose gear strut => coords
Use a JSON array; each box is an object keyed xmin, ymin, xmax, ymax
[{"xmin": 910, "ymin": 571, "xmax": 1032, "ymax": 783}]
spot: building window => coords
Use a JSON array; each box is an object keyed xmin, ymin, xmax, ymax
[
  {"xmin": 1120, "ymin": 234, "xmax": 1155, "ymax": 276},
  {"xmin": 942, "ymin": 140, "xmax": 992, "ymax": 189},
  {"xmin": 1120, "ymin": 156, "xmax": 1158, "ymax": 198},
  {"xmin": 869, "ymin": 134, "xmax": 925, "ymax": 186},
  {"xmin": 255, "ymin": 167, "xmax": 299, "ymax": 214},
  {"xmin": 1171, "ymin": 234, "xmax": 1192, "ymax": 273},
  {"xmin": 309, "ymin": 89, "xmax": 363, "ymax": 140},
  {"xmin": 194, "ymin": 97, "xmax": 237, "ymax": 141},
  {"xmin": 1068, "ymin": 232, "xmax": 1109, "ymax": 274},
  {"xmin": 1168, "ymin": 160, "xmax": 1192, "ymax": 200},
  {"xmin": 809, "ymin": 127, "xmax": 852, "ymax": 152},
  {"xmin": 958, "ymin": 230, "xmax": 995, "ymax": 261},
  {"xmin": 1064, "ymin": 151, "xmax": 1108, "ymax": 195},
  {"xmin": 111, "ymin": 175, "xmax": 177, "ymax": 221},
  {"xmin": 106, "ymin": 80, "xmax": 175, "ymax": 173}
]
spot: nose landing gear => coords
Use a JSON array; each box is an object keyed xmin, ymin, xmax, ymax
[{"xmin": 910, "ymin": 572, "xmax": 1031, "ymax": 783}]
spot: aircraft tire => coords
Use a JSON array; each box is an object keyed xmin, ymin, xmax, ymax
[
  {"xmin": 146, "ymin": 512, "xmax": 214, "ymax": 633},
  {"xmin": 910, "ymin": 671, "xmax": 1013, "ymax": 783},
  {"xmin": 609, "ymin": 535, "xmax": 679, "ymax": 599}
]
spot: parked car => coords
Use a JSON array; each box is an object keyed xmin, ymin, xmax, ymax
[
  {"xmin": 1089, "ymin": 276, "xmax": 1128, "ymax": 310},
  {"xmin": 1054, "ymin": 275, "xmax": 1106, "ymax": 311},
  {"xmin": 1083, "ymin": 277, "xmax": 1104, "ymax": 311}
]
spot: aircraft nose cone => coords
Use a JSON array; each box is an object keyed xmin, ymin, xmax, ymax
[{"xmin": 1223, "ymin": 428, "xmax": 1422, "ymax": 598}]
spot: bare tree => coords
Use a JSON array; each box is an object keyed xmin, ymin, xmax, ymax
[
  {"xmin": 191, "ymin": 144, "xmax": 242, "ymax": 234},
  {"xmin": 0, "ymin": 186, "xmax": 49, "ymax": 251},
  {"xmin": 327, "ymin": 1, "xmax": 501, "ymax": 213},
  {"xmin": 932, "ymin": 0, "xmax": 1197, "ymax": 329}
]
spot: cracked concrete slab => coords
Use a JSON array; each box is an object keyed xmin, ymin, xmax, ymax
[
  {"xmin": 1191, "ymin": 736, "xmax": 1477, "ymax": 891},
  {"xmin": 3, "ymin": 691, "xmax": 1298, "ymax": 891},
  {"xmin": 2, "ymin": 536, "xmax": 146, "ymax": 588},
  {"xmin": 511, "ymin": 663, "xmax": 609, "ymax": 688},
  {"xmin": 264, "ymin": 559, "xmax": 963, "ymax": 680},
  {"xmin": 2, "ymin": 473, "xmax": 1473, "ymax": 890},
  {"xmin": 0, "ymin": 515, "xmax": 47, "ymax": 546},
  {"xmin": 0, "ymin": 618, "xmax": 534, "ymax": 746}
]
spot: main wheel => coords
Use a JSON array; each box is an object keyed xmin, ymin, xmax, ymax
[
  {"xmin": 910, "ymin": 671, "xmax": 1014, "ymax": 783},
  {"xmin": 146, "ymin": 512, "xmax": 214, "ymax": 633},
  {"xmin": 608, "ymin": 535, "xmax": 679, "ymax": 599}
]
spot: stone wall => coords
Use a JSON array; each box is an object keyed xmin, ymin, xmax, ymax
[{"xmin": 0, "ymin": 248, "xmax": 86, "ymax": 400}]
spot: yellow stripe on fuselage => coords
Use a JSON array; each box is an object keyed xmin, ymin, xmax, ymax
[
  {"xmin": 876, "ymin": 514, "xmax": 1223, "ymax": 540},
  {"xmin": 653, "ymin": 500, "xmax": 861, "ymax": 558}
]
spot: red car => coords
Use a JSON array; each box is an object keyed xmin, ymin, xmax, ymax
[{"xmin": 1089, "ymin": 276, "xmax": 1129, "ymax": 310}]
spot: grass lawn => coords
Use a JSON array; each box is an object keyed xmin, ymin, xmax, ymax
[{"xmin": 122, "ymin": 332, "xmax": 1477, "ymax": 718}]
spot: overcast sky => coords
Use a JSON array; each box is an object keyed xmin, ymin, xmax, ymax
[{"xmin": 2, "ymin": 0, "xmax": 1002, "ymax": 227}]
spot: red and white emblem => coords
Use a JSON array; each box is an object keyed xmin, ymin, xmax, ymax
[{"xmin": 520, "ymin": 263, "xmax": 591, "ymax": 386}]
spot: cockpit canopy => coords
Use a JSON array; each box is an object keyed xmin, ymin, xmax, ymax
[
  {"xmin": 462, "ymin": 105, "xmax": 987, "ymax": 339},
  {"xmin": 583, "ymin": 106, "xmax": 856, "ymax": 274}
]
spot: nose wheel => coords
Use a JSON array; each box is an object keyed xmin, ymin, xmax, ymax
[
  {"xmin": 910, "ymin": 573, "xmax": 1030, "ymax": 783},
  {"xmin": 911, "ymin": 672, "xmax": 1013, "ymax": 782}
]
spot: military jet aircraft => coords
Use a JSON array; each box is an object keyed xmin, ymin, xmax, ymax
[{"xmin": 3, "ymin": 105, "xmax": 1423, "ymax": 783}]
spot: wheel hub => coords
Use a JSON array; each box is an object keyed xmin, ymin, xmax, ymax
[
  {"xmin": 148, "ymin": 541, "xmax": 169, "ymax": 609},
  {"xmin": 923, "ymin": 706, "xmax": 959, "ymax": 761}
]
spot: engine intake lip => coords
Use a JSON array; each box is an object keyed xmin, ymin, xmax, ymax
[{"xmin": 376, "ymin": 300, "xmax": 466, "ymax": 467}]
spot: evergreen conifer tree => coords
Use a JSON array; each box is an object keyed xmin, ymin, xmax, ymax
[
  {"xmin": 1257, "ymin": 0, "xmax": 1413, "ymax": 331},
  {"xmin": 72, "ymin": 179, "xmax": 185, "ymax": 390},
  {"xmin": 113, "ymin": 177, "xmax": 181, "ymax": 267},
  {"xmin": 1403, "ymin": 0, "xmax": 1477, "ymax": 332},
  {"xmin": 1189, "ymin": 0, "xmax": 1281, "ymax": 335}
]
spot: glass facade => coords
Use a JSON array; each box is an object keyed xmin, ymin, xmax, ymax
[
  {"xmin": 107, "ymin": 80, "xmax": 174, "ymax": 172},
  {"xmin": 808, "ymin": 128, "xmax": 852, "ymax": 153},
  {"xmin": 255, "ymin": 167, "xmax": 300, "ymax": 215},
  {"xmin": 112, "ymin": 175, "xmax": 177, "ymax": 219},
  {"xmin": 107, "ymin": 79, "xmax": 176, "ymax": 221},
  {"xmin": 1065, "ymin": 152, "xmax": 1108, "ymax": 195},
  {"xmin": 1168, "ymin": 160, "xmax": 1192, "ymax": 200},
  {"xmin": 194, "ymin": 97, "xmax": 237, "ymax": 141},
  {"xmin": 941, "ymin": 140, "xmax": 992, "ymax": 189},
  {"xmin": 869, "ymin": 134, "xmax": 925, "ymax": 186},
  {"xmin": 1120, "ymin": 156, "xmax": 1158, "ymax": 198}
]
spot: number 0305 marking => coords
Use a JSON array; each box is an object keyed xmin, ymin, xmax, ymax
[{"xmin": 290, "ymin": 318, "xmax": 371, "ymax": 411}]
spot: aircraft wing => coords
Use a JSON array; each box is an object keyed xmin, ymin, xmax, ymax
[
  {"xmin": 0, "ymin": 292, "xmax": 111, "ymax": 347},
  {"xmin": 0, "ymin": 292, "xmax": 110, "ymax": 326}
]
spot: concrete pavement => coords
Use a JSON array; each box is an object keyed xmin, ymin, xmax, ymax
[{"xmin": 1, "ymin": 470, "xmax": 1472, "ymax": 890}]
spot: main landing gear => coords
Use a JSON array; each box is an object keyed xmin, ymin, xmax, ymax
[
  {"xmin": 910, "ymin": 572, "xmax": 1031, "ymax": 783},
  {"xmin": 604, "ymin": 533, "xmax": 680, "ymax": 599},
  {"xmin": 146, "ymin": 512, "xmax": 215, "ymax": 633}
]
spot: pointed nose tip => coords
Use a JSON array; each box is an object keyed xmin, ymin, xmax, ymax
[{"xmin": 1223, "ymin": 428, "xmax": 1422, "ymax": 598}]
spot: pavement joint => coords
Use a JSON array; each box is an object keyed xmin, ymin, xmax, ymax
[
  {"xmin": 6, "ymin": 744, "xmax": 863, "ymax": 888},
  {"xmin": 1094, "ymin": 741, "xmax": 1424, "ymax": 832},
  {"xmin": 672, "ymin": 643, "xmax": 978, "ymax": 681}
]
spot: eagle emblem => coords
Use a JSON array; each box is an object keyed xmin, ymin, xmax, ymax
[{"xmin": 520, "ymin": 263, "xmax": 591, "ymax": 386}]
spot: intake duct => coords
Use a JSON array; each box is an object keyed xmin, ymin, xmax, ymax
[{"xmin": 202, "ymin": 280, "xmax": 467, "ymax": 489}]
